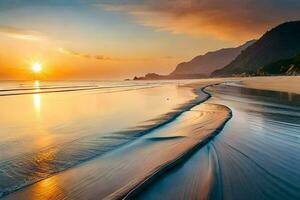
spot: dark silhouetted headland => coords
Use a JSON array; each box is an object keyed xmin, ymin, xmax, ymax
[{"xmin": 212, "ymin": 21, "xmax": 300, "ymax": 76}]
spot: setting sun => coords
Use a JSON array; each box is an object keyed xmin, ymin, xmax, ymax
[{"xmin": 32, "ymin": 63, "xmax": 42, "ymax": 73}]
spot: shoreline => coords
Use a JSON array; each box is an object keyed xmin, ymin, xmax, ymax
[
  {"xmin": 0, "ymin": 82, "xmax": 200, "ymax": 198},
  {"xmin": 3, "ymin": 82, "xmax": 232, "ymax": 200},
  {"xmin": 134, "ymin": 79, "xmax": 300, "ymax": 200},
  {"xmin": 2, "ymin": 77, "xmax": 298, "ymax": 199},
  {"xmin": 239, "ymin": 76, "xmax": 300, "ymax": 94},
  {"xmin": 119, "ymin": 76, "xmax": 300, "ymax": 199},
  {"xmin": 119, "ymin": 105, "xmax": 232, "ymax": 200},
  {"xmin": 109, "ymin": 84, "xmax": 231, "ymax": 200}
]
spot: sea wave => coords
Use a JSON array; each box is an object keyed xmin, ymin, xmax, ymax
[
  {"xmin": 0, "ymin": 83, "xmax": 159, "ymax": 96},
  {"xmin": 0, "ymin": 83, "xmax": 217, "ymax": 198}
]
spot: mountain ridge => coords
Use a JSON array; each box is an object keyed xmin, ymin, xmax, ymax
[
  {"xmin": 170, "ymin": 40, "xmax": 256, "ymax": 76},
  {"xmin": 212, "ymin": 20, "xmax": 300, "ymax": 76}
]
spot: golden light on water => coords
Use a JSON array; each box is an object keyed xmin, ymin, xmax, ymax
[
  {"xmin": 32, "ymin": 63, "xmax": 42, "ymax": 73},
  {"xmin": 33, "ymin": 81, "xmax": 41, "ymax": 113},
  {"xmin": 34, "ymin": 94, "xmax": 41, "ymax": 112},
  {"xmin": 34, "ymin": 80, "xmax": 40, "ymax": 88}
]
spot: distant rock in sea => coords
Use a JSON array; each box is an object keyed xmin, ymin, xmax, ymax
[
  {"xmin": 212, "ymin": 20, "xmax": 300, "ymax": 76},
  {"xmin": 133, "ymin": 73, "xmax": 206, "ymax": 80}
]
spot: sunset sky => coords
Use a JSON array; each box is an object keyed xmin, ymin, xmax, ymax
[{"xmin": 1, "ymin": 0, "xmax": 300, "ymax": 80}]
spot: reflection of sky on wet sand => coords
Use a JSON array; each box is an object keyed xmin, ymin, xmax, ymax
[
  {"xmin": 136, "ymin": 85, "xmax": 300, "ymax": 200},
  {"xmin": 35, "ymin": 177, "xmax": 61, "ymax": 199}
]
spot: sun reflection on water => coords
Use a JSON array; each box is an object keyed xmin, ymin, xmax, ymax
[
  {"xmin": 34, "ymin": 94, "xmax": 41, "ymax": 112},
  {"xmin": 33, "ymin": 81, "xmax": 41, "ymax": 113},
  {"xmin": 34, "ymin": 80, "xmax": 40, "ymax": 88}
]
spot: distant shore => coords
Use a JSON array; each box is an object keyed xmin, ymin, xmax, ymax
[{"xmin": 239, "ymin": 76, "xmax": 300, "ymax": 94}]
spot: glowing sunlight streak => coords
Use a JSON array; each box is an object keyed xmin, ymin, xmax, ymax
[
  {"xmin": 34, "ymin": 80, "xmax": 40, "ymax": 89},
  {"xmin": 33, "ymin": 81, "xmax": 41, "ymax": 114},
  {"xmin": 33, "ymin": 94, "xmax": 41, "ymax": 113}
]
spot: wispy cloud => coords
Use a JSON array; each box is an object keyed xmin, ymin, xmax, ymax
[
  {"xmin": 58, "ymin": 48, "xmax": 115, "ymax": 61},
  {"xmin": 58, "ymin": 47, "xmax": 175, "ymax": 62},
  {"xmin": 0, "ymin": 25, "xmax": 47, "ymax": 41},
  {"xmin": 101, "ymin": 0, "xmax": 300, "ymax": 41}
]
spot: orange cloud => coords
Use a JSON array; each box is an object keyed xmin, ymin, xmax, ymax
[
  {"xmin": 58, "ymin": 47, "xmax": 174, "ymax": 62},
  {"xmin": 102, "ymin": 0, "xmax": 300, "ymax": 41},
  {"xmin": 58, "ymin": 48, "xmax": 114, "ymax": 61}
]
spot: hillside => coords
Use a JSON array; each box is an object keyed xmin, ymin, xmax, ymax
[
  {"xmin": 212, "ymin": 21, "xmax": 300, "ymax": 76},
  {"xmin": 170, "ymin": 40, "xmax": 256, "ymax": 76},
  {"xmin": 258, "ymin": 54, "xmax": 300, "ymax": 75}
]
